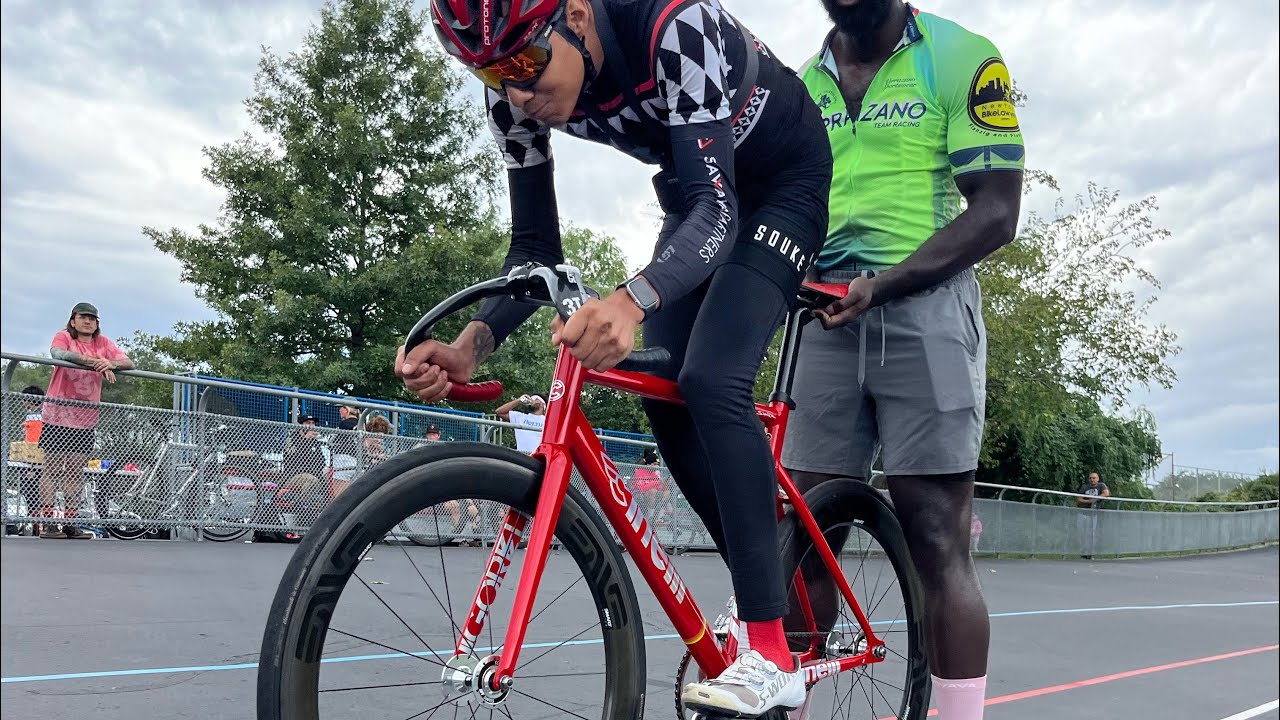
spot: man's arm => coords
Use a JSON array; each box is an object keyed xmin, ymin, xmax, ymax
[
  {"xmin": 50, "ymin": 346, "xmax": 99, "ymax": 368},
  {"xmin": 870, "ymin": 171, "xmax": 1022, "ymax": 306},
  {"xmin": 494, "ymin": 396, "xmax": 527, "ymax": 422}
]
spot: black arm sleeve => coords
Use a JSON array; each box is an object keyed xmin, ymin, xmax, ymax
[
  {"xmin": 472, "ymin": 162, "xmax": 565, "ymax": 347},
  {"xmin": 636, "ymin": 121, "xmax": 738, "ymax": 307}
]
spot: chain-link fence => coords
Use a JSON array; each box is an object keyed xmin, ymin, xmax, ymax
[{"xmin": 3, "ymin": 352, "xmax": 1277, "ymax": 555}]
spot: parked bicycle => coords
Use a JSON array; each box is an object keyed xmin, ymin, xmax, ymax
[
  {"xmin": 257, "ymin": 264, "xmax": 929, "ymax": 720},
  {"xmin": 100, "ymin": 427, "xmax": 280, "ymax": 542}
]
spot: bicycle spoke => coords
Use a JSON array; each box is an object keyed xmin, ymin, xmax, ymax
[
  {"xmin": 866, "ymin": 550, "xmax": 889, "ymax": 615},
  {"xmin": 851, "ymin": 669, "xmax": 877, "ymax": 717},
  {"xmin": 400, "ymin": 694, "xmax": 461, "ymax": 720},
  {"xmin": 351, "ymin": 570, "xmax": 447, "ymax": 664},
  {"xmin": 432, "ymin": 510, "xmax": 457, "ymax": 634},
  {"xmin": 327, "ymin": 627, "xmax": 444, "ymax": 669},
  {"xmin": 517, "ymin": 622, "xmax": 598, "ymax": 672},
  {"xmin": 395, "ymin": 529, "xmax": 460, "ymax": 639},
  {"xmin": 509, "ymin": 688, "xmax": 593, "ymax": 720},
  {"xmin": 867, "ymin": 570, "xmax": 899, "ymax": 619},
  {"xmin": 320, "ymin": 680, "xmax": 437, "ymax": 693},
  {"xmin": 866, "ymin": 665, "xmax": 900, "ymax": 713},
  {"xmin": 492, "ymin": 575, "xmax": 585, "ymax": 656}
]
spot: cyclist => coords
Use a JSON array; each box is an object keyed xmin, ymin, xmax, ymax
[
  {"xmin": 398, "ymin": 0, "xmax": 832, "ymax": 714},
  {"xmin": 782, "ymin": 2, "xmax": 1025, "ymax": 719}
]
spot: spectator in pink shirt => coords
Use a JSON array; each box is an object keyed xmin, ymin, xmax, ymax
[{"xmin": 38, "ymin": 302, "xmax": 133, "ymax": 539}]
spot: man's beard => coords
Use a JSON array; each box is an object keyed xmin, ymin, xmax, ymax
[{"xmin": 821, "ymin": 0, "xmax": 894, "ymax": 60}]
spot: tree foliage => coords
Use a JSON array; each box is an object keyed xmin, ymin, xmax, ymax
[
  {"xmin": 144, "ymin": 0, "xmax": 498, "ymax": 399},
  {"xmin": 972, "ymin": 175, "xmax": 1179, "ymax": 492}
]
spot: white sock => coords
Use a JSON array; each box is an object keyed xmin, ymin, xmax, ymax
[{"xmin": 931, "ymin": 674, "xmax": 987, "ymax": 720}]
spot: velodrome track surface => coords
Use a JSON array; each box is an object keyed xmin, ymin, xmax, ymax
[{"xmin": 1, "ymin": 538, "xmax": 1276, "ymax": 720}]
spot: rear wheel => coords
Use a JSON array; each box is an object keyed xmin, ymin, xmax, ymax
[
  {"xmin": 257, "ymin": 442, "xmax": 647, "ymax": 720},
  {"xmin": 777, "ymin": 479, "xmax": 931, "ymax": 720}
]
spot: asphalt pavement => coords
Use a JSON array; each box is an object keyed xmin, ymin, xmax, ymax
[{"xmin": 1, "ymin": 537, "xmax": 1276, "ymax": 720}]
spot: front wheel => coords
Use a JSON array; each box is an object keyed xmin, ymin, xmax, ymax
[
  {"xmin": 256, "ymin": 442, "xmax": 647, "ymax": 720},
  {"xmin": 777, "ymin": 479, "xmax": 931, "ymax": 720}
]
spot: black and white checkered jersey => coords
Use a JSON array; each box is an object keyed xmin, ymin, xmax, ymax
[
  {"xmin": 486, "ymin": 0, "xmax": 771, "ymax": 168},
  {"xmin": 476, "ymin": 0, "xmax": 814, "ymax": 345}
]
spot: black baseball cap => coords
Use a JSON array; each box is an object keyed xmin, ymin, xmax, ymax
[
  {"xmin": 71, "ymin": 302, "xmax": 99, "ymax": 318},
  {"xmin": 298, "ymin": 415, "xmax": 319, "ymax": 424}
]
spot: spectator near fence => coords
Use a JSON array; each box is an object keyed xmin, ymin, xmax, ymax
[
  {"xmin": 282, "ymin": 415, "xmax": 327, "ymax": 482},
  {"xmin": 332, "ymin": 402, "xmax": 361, "ymax": 458},
  {"xmin": 361, "ymin": 415, "xmax": 392, "ymax": 468},
  {"xmin": 495, "ymin": 394, "xmax": 546, "ymax": 454},
  {"xmin": 1076, "ymin": 471, "xmax": 1110, "ymax": 559},
  {"xmin": 38, "ymin": 303, "xmax": 134, "ymax": 539}
]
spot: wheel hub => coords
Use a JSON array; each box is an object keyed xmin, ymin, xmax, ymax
[{"xmin": 441, "ymin": 654, "xmax": 510, "ymax": 706}]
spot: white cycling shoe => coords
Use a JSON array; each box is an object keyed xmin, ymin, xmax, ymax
[{"xmin": 681, "ymin": 649, "xmax": 806, "ymax": 718}]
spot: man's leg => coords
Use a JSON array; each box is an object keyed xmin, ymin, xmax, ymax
[
  {"xmin": 38, "ymin": 454, "xmax": 63, "ymax": 537},
  {"xmin": 874, "ymin": 269, "xmax": 990, "ymax": 719},
  {"xmin": 886, "ymin": 473, "xmax": 988, "ymax": 677}
]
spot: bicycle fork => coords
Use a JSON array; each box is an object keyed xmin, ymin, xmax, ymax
[{"xmin": 439, "ymin": 444, "xmax": 575, "ymax": 704}]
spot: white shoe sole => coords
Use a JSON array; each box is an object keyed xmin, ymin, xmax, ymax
[{"xmin": 682, "ymin": 686, "xmax": 802, "ymax": 718}]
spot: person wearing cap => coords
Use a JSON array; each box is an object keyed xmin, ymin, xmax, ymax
[
  {"xmin": 423, "ymin": 424, "xmax": 442, "ymax": 443},
  {"xmin": 282, "ymin": 415, "xmax": 327, "ymax": 481},
  {"xmin": 38, "ymin": 302, "xmax": 133, "ymax": 539}
]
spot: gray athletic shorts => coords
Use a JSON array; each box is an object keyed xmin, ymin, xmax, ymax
[{"xmin": 781, "ymin": 267, "xmax": 987, "ymax": 477}]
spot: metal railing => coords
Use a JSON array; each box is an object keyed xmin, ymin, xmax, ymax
[{"xmin": 3, "ymin": 351, "xmax": 1276, "ymax": 555}]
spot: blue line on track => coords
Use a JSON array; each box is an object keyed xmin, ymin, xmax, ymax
[{"xmin": 3, "ymin": 599, "xmax": 1275, "ymax": 684}]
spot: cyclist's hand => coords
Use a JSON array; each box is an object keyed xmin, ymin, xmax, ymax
[
  {"xmin": 814, "ymin": 276, "xmax": 876, "ymax": 329},
  {"xmin": 395, "ymin": 340, "xmax": 474, "ymax": 403},
  {"xmin": 551, "ymin": 292, "xmax": 643, "ymax": 371}
]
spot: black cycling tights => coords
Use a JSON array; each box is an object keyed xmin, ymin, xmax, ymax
[{"xmin": 641, "ymin": 259, "xmax": 791, "ymax": 622}]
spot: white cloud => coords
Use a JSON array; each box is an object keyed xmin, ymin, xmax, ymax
[{"xmin": 1, "ymin": 0, "xmax": 1275, "ymax": 473}]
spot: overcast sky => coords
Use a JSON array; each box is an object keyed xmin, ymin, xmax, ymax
[{"xmin": 1, "ymin": 0, "xmax": 1276, "ymax": 474}]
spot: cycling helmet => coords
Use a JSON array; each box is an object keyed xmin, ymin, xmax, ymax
[{"xmin": 430, "ymin": 0, "xmax": 564, "ymax": 68}]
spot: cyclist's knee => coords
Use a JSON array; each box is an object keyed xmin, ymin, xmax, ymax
[{"xmin": 676, "ymin": 363, "xmax": 750, "ymax": 417}]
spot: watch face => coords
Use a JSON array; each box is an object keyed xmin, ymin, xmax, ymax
[{"xmin": 628, "ymin": 279, "xmax": 658, "ymax": 309}]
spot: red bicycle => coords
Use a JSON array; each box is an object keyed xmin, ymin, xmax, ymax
[{"xmin": 257, "ymin": 264, "xmax": 929, "ymax": 720}]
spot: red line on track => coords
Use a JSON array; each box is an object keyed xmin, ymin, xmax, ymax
[{"xmin": 880, "ymin": 644, "xmax": 1279, "ymax": 719}]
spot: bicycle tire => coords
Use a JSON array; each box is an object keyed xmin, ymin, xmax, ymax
[
  {"xmin": 201, "ymin": 525, "xmax": 249, "ymax": 542},
  {"xmin": 104, "ymin": 511, "xmax": 149, "ymax": 541},
  {"xmin": 776, "ymin": 479, "xmax": 931, "ymax": 720},
  {"xmin": 256, "ymin": 441, "xmax": 647, "ymax": 720}
]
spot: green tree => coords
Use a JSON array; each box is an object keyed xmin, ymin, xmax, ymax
[
  {"xmin": 144, "ymin": 0, "xmax": 498, "ymax": 399},
  {"xmin": 975, "ymin": 179, "xmax": 1179, "ymax": 491}
]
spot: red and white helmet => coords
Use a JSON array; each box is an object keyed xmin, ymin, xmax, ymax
[{"xmin": 430, "ymin": 0, "xmax": 564, "ymax": 68}]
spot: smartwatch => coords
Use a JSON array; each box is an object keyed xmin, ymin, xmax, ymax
[{"xmin": 621, "ymin": 276, "xmax": 660, "ymax": 318}]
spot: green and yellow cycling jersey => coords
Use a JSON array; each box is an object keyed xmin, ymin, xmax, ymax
[{"xmin": 802, "ymin": 6, "xmax": 1025, "ymax": 271}]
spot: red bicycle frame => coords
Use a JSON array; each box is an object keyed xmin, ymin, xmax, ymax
[{"xmin": 452, "ymin": 317, "xmax": 888, "ymax": 691}]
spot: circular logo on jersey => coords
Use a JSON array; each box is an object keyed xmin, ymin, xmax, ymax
[
  {"xmin": 968, "ymin": 57, "xmax": 1019, "ymax": 132},
  {"xmin": 548, "ymin": 380, "xmax": 566, "ymax": 402}
]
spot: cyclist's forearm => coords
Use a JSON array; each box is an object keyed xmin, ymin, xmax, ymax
[
  {"xmin": 50, "ymin": 347, "xmax": 97, "ymax": 368},
  {"xmin": 473, "ymin": 164, "xmax": 565, "ymax": 346},
  {"xmin": 454, "ymin": 321, "xmax": 497, "ymax": 369},
  {"xmin": 870, "ymin": 172, "xmax": 1021, "ymax": 306}
]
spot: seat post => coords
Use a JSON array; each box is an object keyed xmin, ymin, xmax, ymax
[{"xmin": 768, "ymin": 307, "xmax": 812, "ymax": 407}]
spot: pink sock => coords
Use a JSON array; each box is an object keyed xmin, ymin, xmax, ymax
[
  {"xmin": 931, "ymin": 675, "xmax": 986, "ymax": 720},
  {"xmin": 744, "ymin": 619, "xmax": 793, "ymax": 668}
]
